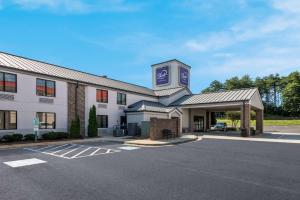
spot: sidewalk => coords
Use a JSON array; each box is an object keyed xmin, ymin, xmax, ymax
[
  {"xmin": 202, "ymin": 134, "xmax": 300, "ymax": 144},
  {"xmin": 124, "ymin": 134, "xmax": 199, "ymax": 146},
  {"xmin": 0, "ymin": 135, "xmax": 199, "ymax": 150},
  {"xmin": 0, "ymin": 136, "xmax": 131, "ymax": 150}
]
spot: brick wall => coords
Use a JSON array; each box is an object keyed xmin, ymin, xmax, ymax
[
  {"xmin": 149, "ymin": 118, "xmax": 180, "ymax": 140},
  {"xmin": 68, "ymin": 83, "xmax": 86, "ymax": 137}
]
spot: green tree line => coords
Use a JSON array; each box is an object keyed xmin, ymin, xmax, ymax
[{"xmin": 202, "ymin": 71, "xmax": 300, "ymax": 117}]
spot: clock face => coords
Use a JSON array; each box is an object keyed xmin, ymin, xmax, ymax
[
  {"xmin": 179, "ymin": 67, "xmax": 189, "ymax": 86},
  {"xmin": 156, "ymin": 66, "xmax": 169, "ymax": 85}
]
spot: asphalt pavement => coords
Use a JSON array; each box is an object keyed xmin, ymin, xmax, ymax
[{"xmin": 0, "ymin": 139, "xmax": 299, "ymax": 200}]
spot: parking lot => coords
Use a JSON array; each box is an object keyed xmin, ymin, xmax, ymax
[{"xmin": 0, "ymin": 139, "xmax": 300, "ymax": 200}]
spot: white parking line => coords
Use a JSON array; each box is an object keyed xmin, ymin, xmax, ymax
[
  {"xmin": 44, "ymin": 144, "xmax": 69, "ymax": 152},
  {"xmin": 24, "ymin": 144, "xmax": 120, "ymax": 159},
  {"xmin": 35, "ymin": 145, "xmax": 55, "ymax": 151},
  {"xmin": 4, "ymin": 158, "xmax": 47, "ymax": 168},
  {"xmin": 71, "ymin": 147, "xmax": 92, "ymax": 159},
  {"xmin": 118, "ymin": 146, "xmax": 140, "ymax": 150},
  {"xmin": 90, "ymin": 148, "xmax": 102, "ymax": 156},
  {"xmin": 51, "ymin": 144, "xmax": 75, "ymax": 154},
  {"xmin": 59, "ymin": 147, "xmax": 80, "ymax": 157}
]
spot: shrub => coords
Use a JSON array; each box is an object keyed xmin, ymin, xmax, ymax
[
  {"xmin": 70, "ymin": 115, "xmax": 81, "ymax": 138},
  {"xmin": 1, "ymin": 134, "xmax": 14, "ymax": 142},
  {"xmin": 226, "ymin": 127, "xmax": 237, "ymax": 131},
  {"xmin": 42, "ymin": 132, "xmax": 68, "ymax": 140},
  {"xmin": 88, "ymin": 105, "xmax": 98, "ymax": 137},
  {"xmin": 240, "ymin": 128, "xmax": 248, "ymax": 137},
  {"xmin": 56, "ymin": 132, "xmax": 69, "ymax": 139},
  {"xmin": 12, "ymin": 134, "xmax": 23, "ymax": 142},
  {"xmin": 24, "ymin": 134, "xmax": 36, "ymax": 141}
]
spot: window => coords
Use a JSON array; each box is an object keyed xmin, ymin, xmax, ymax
[
  {"xmin": 97, "ymin": 115, "xmax": 108, "ymax": 128},
  {"xmin": 117, "ymin": 93, "xmax": 126, "ymax": 105},
  {"xmin": 96, "ymin": 89, "xmax": 108, "ymax": 103},
  {"xmin": 0, "ymin": 110, "xmax": 17, "ymax": 130},
  {"xmin": 36, "ymin": 112, "xmax": 56, "ymax": 129},
  {"xmin": 0, "ymin": 72, "xmax": 17, "ymax": 93},
  {"xmin": 36, "ymin": 79, "xmax": 55, "ymax": 97}
]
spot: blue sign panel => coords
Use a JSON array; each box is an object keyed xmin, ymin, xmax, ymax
[
  {"xmin": 156, "ymin": 66, "xmax": 169, "ymax": 85},
  {"xmin": 179, "ymin": 67, "xmax": 189, "ymax": 86}
]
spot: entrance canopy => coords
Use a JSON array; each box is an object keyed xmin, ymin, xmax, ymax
[
  {"xmin": 170, "ymin": 88, "xmax": 263, "ymax": 110},
  {"xmin": 170, "ymin": 88, "xmax": 264, "ymax": 135}
]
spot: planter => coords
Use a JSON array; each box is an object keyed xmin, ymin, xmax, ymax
[{"xmin": 240, "ymin": 128, "xmax": 249, "ymax": 137}]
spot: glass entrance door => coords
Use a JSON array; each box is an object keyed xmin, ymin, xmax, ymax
[{"xmin": 194, "ymin": 116, "xmax": 204, "ymax": 132}]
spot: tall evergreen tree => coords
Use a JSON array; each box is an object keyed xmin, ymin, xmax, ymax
[
  {"xmin": 88, "ymin": 105, "xmax": 98, "ymax": 137},
  {"xmin": 202, "ymin": 80, "xmax": 224, "ymax": 93},
  {"xmin": 282, "ymin": 72, "xmax": 300, "ymax": 117}
]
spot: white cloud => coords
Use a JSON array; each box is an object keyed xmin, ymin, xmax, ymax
[
  {"xmin": 6, "ymin": 0, "xmax": 142, "ymax": 13},
  {"xmin": 272, "ymin": 0, "xmax": 300, "ymax": 14}
]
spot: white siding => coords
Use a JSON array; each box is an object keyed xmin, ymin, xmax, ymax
[
  {"xmin": 0, "ymin": 69, "xmax": 68, "ymax": 136},
  {"xmin": 85, "ymin": 86, "xmax": 158, "ymax": 135}
]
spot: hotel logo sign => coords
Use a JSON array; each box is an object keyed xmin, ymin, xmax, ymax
[
  {"xmin": 179, "ymin": 67, "xmax": 189, "ymax": 86},
  {"xmin": 156, "ymin": 66, "xmax": 169, "ymax": 85}
]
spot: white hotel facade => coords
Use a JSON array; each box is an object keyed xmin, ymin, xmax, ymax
[{"xmin": 0, "ymin": 52, "xmax": 264, "ymax": 137}]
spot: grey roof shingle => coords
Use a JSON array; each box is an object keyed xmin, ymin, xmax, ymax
[
  {"xmin": 0, "ymin": 52, "xmax": 156, "ymax": 96},
  {"xmin": 170, "ymin": 88, "xmax": 258, "ymax": 106},
  {"xmin": 126, "ymin": 100, "xmax": 173, "ymax": 113}
]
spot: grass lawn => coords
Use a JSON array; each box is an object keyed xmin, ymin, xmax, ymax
[{"xmin": 217, "ymin": 119, "xmax": 300, "ymax": 127}]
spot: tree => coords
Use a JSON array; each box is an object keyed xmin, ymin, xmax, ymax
[
  {"xmin": 239, "ymin": 75, "xmax": 254, "ymax": 88},
  {"xmin": 227, "ymin": 112, "xmax": 240, "ymax": 127},
  {"xmin": 88, "ymin": 105, "xmax": 98, "ymax": 137},
  {"xmin": 70, "ymin": 115, "xmax": 81, "ymax": 138},
  {"xmin": 224, "ymin": 76, "xmax": 241, "ymax": 90},
  {"xmin": 282, "ymin": 72, "xmax": 300, "ymax": 117},
  {"xmin": 202, "ymin": 80, "xmax": 224, "ymax": 93}
]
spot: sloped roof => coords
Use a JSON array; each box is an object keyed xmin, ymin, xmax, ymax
[
  {"xmin": 154, "ymin": 87, "xmax": 185, "ymax": 97},
  {"xmin": 170, "ymin": 88, "xmax": 258, "ymax": 106},
  {"xmin": 126, "ymin": 100, "xmax": 175, "ymax": 113},
  {"xmin": 0, "ymin": 52, "xmax": 155, "ymax": 96}
]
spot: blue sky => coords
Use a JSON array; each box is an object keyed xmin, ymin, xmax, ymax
[{"xmin": 0, "ymin": 0, "xmax": 299, "ymax": 93}]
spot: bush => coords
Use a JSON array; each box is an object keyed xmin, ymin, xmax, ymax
[
  {"xmin": 42, "ymin": 132, "xmax": 69, "ymax": 140},
  {"xmin": 24, "ymin": 134, "xmax": 36, "ymax": 141},
  {"xmin": 1, "ymin": 134, "xmax": 14, "ymax": 142},
  {"xmin": 70, "ymin": 116, "xmax": 81, "ymax": 138},
  {"xmin": 88, "ymin": 105, "xmax": 98, "ymax": 137},
  {"xmin": 12, "ymin": 134, "xmax": 23, "ymax": 142},
  {"xmin": 226, "ymin": 127, "xmax": 237, "ymax": 131},
  {"xmin": 240, "ymin": 128, "xmax": 248, "ymax": 137},
  {"xmin": 250, "ymin": 127, "xmax": 256, "ymax": 136}
]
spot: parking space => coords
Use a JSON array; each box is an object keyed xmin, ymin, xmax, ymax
[
  {"xmin": 23, "ymin": 143, "xmax": 137, "ymax": 159},
  {"xmin": 0, "ymin": 139, "xmax": 300, "ymax": 200}
]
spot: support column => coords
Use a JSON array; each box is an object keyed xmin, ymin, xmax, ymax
[
  {"xmin": 188, "ymin": 108, "xmax": 192, "ymax": 132},
  {"xmin": 256, "ymin": 109, "xmax": 264, "ymax": 134},
  {"xmin": 206, "ymin": 111, "xmax": 210, "ymax": 131},
  {"xmin": 240, "ymin": 102, "xmax": 251, "ymax": 136}
]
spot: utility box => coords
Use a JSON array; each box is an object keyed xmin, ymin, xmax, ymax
[
  {"xmin": 141, "ymin": 121, "xmax": 150, "ymax": 138},
  {"xmin": 127, "ymin": 123, "xmax": 139, "ymax": 136}
]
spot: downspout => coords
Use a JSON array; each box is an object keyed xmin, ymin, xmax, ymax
[
  {"xmin": 75, "ymin": 81, "xmax": 79, "ymax": 117},
  {"xmin": 242, "ymin": 101, "xmax": 246, "ymax": 129}
]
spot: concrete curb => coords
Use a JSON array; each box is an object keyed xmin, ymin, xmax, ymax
[
  {"xmin": 124, "ymin": 135, "xmax": 200, "ymax": 146},
  {"xmin": 0, "ymin": 135, "xmax": 200, "ymax": 150},
  {"xmin": 202, "ymin": 135, "xmax": 300, "ymax": 144}
]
